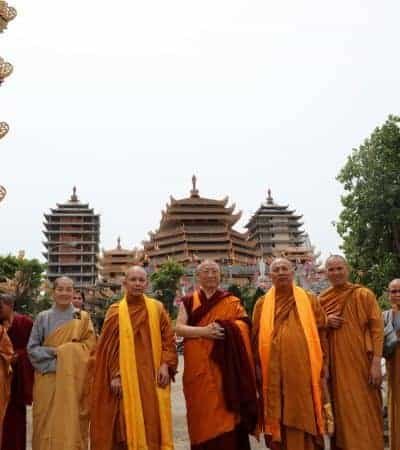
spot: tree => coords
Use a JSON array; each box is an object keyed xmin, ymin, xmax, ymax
[
  {"xmin": 336, "ymin": 115, "xmax": 400, "ymax": 299},
  {"xmin": 0, "ymin": 254, "xmax": 46, "ymax": 314},
  {"xmin": 227, "ymin": 283, "xmax": 265, "ymax": 316},
  {"xmin": 150, "ymin": 260, "xmax": 185, "ymax": 317}
]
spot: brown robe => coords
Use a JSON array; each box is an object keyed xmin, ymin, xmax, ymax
[
  {"xmin": 319, "ymin": 283, "xmax": 384, "ymax": 450},
  {"xmin": 182, "ymin": 289, "xmax": 257, "ymax": 450},
  {"xmin": 0, "ymin": 325, "xmax": 13, "ymax": 446},
  {"xmin": 252, "ymin": 289, "xmax": 327, "ymax": 450},
  {"xmin": 90, "ymin": 298, "xmax": 178, "ymax": 450}
]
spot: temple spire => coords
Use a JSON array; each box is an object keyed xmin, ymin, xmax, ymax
[
  {"xmin": 70, "ymin": 186, "xmax": 78, "ymax": 202},
  {"xmin": 117, "ymin": 236, "xmax": 121, "ymax": 250},
  {"xmin": 267, "ymin": 188, "xmax": 274, "ymax": 205},
  {"xmin": 190, "ymin": 174, "xmax": 199, "ymax": 198}
]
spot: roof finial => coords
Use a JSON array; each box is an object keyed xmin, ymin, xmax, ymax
[
  {"xmin": 267, "ymin": 188, "xmax": 273, "ymax": 205},
  {"xmin": 117, "ymin": 236, "xmax": 121, "ymax": 249},
  {"xmin": 190, "ymin": 174, "xmax": 199, "ymax": 197},
  {"xmin": 70, "ymin": 186, "xmax": 78, "ymax": 202}
]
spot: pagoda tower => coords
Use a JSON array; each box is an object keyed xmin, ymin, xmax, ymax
[
  {"xmin": 246, "ymin": 189, "xmax": 304, "ymax": 259},
  {"xmin": 43, "ymin": 187, "xmax": 100, "ymax": 289},
  {"xmin": 98, "ymin": 237, "xmax": 143, "ymax": 288},
  {"xmin": 143, "ymin": 176, "xmax": 257, "ymax": 266}
]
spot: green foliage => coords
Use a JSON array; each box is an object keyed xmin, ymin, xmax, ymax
[
  {"xmin": 0, "ymin": 254, "xmax": 46, "ymax": 315},
  {"xmin": 150, "ymin": 260, "xmax": 185, "ymax": 318},
  {"xmin": 336, "ymin": 115, "xmax": 400, "ymax": 297},
  {"xmin": 227, "ymin": 284, "xmax": 266, "ymax": 316}
]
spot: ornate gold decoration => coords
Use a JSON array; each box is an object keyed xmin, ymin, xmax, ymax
[
  {"xmin": 0, "ymin": 1, "xmax": 17, "ymax": 32},
  {"xmin": 0, "ymin": 57, "xmax": 13, "ymax": 83},
  {"xmin": 0, "ymin": 121, "xmax": 9, "ymax": 139}
]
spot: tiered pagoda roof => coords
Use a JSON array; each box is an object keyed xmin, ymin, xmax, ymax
[
  {"xmin": 143, "ymin": 176, "xmax": 257, "ymax": 266},
  {"xmin": 43, "ymin": 187, "xmax": 100, "ymax": 289},
  {"xmin": 246, "ymin": 189, "xmax": 305, "ymax": 258}
]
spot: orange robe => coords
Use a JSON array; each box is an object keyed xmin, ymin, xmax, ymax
[
  {"xmin": 319, "ymin": 283, "xmax": 384, "ymax": 450},
  {"xmin": 90, "ymin": 298, "xmax": 178, "ymax": 450},
  {"xmin": 252, "ymin": 289, "xmax": 327, "ymax": 450},
  {"xmin": 182, "ymin": 289, "xmax": 257, "ymax": 450},
  {"xmin": 0, "ymin": 325, "xmax": 13, "ymax": 446}
]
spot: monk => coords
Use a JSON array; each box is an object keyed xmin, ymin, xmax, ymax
[
  {"xmin": 28, "ymin": 276, "xmax": 96, "ymax": 450},
  {"xmin": 252, "ymin": 257, "xmax": 327, "ymax": 450},
  {"xmin": 0, "ymin": 293, "xmax": 34, "ymax": 450},
  {"xmin": 90, "ymin": 265, "xmax": 178, "ymax": 450},
  {"xmin": 383, "ymin": 278, "xmax": 400, "ymax": 450},
  {"xmin": 0, "ymin": 323, "xmax": 12, "ymax": 446},
  {"xmin": 176, "ymin": 260, "xmax": 258, "ymax": 450},
  {"xmin": 319, "ymin": 255, "xmax": 384, "ymax": 450}
]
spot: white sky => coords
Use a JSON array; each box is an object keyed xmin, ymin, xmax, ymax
[{"xmin": 1, "ymin": 0, "xmax": 399, "ymax": 261}]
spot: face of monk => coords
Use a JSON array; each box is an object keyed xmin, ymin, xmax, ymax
[
  {"xmin": 270, "ymin": 259, "xmax": 294, "ymax": 290},
  {"xmin": 54, "ymin": 277, "xmax": 74, "ymax": 308},
  {"xmin": 124, "ymin": 267, "xmax": 147, "ymax": 298},
  {"xmin": 197, "ymin": 262, "xmax": 221, "ymax": 292},
  {"xmin": 72, "ymin": 291, "xmax": 83, "ymax": 309},
  {"xmin": 325, "ymin": 257, "xmax": 349, "ymax": 287},
  {"xmin": 388, "ymin": 279, "xmax": 400, "ymax": 310}
]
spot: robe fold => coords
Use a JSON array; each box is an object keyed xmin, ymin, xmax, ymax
[
  {"xmin": 1, "ymin": 313, "xmax": 34, "ymax": 450},
  {"xmin": 90, "ymin": 296, "xmax": 178, "ymax": 450},
  {"xmin": 319, "ymin": 283, "xmax": 384, "ymax": 450},
  {"xmin": 383, "ymin": 309, "xmax": 400, "ymax": 450},
  {"xmin": 31, "ymin": 310, "xmax": 96, "ymax": 450},
  {"xmin": 182, "ymin": 289, "xmax": 257, "ymax": 450},
  {"xmin": 0, "ymin": 325, "xmax": 13, "ymax": 446},
  {"xmin": 252, "ymin": 286, "xmax": 327, "ymax": 450}
]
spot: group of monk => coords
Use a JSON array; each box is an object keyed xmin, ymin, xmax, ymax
[{"xmin": 0, "ymin": 255, "xmax": 399, "ymax": 450}]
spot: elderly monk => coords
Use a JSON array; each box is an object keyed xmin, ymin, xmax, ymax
[
  {"xmin": 319, "ymin": 255, "xmax": 384, "ymax": 450},
  {"xmin": 90, "ymin": 265, "xmax": 178, "ymax": 450},
  {"xmin": 0, "ymin": 293, "xmax": 34, "ymax": 450},
  {"xmin": 176, "ymin": 260, "xmax": 258, "ymax": 450},
  {"xmin": 252, "ymin": 257, "xmax": 327, "ymax": 450},
  {"xmin": 0, "ymin": 323, "xmax": 13, "ymax": 446},
  {"xmin": 383, "ymin": 278, "xmax": 400, "ymax": 450},
  {"xmin": 28, "ymin": 276, "xmax": 96, "ymax": 450}
]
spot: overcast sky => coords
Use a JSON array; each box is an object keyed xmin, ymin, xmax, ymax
[{"xmin": 1, "ymin": 0, "xmax": 399, "ymax": 261}]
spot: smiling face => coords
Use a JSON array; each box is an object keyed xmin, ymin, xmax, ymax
[
  {"xmin": 53, "ymin": 277, "xmax": 74, "ymax": 308},
  {"xmin": 123, "ymin": 266, "xmax": 148, "ymax": 298},
  {"xmin": 325, "ymin": 256, "xmax": 349, "ymax": 288},
  {"xmin": 197, "ymin": 260, "xmax": 221, "ymax": 292},
  {"xmin": 270, "ymin": 258, "xmax": 294, "ymax": 290},
  {"xmin": 388, "ymin": 279, "xmax": 400, "ymax": 309}
]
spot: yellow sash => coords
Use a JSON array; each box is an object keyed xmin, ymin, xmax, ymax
[
  {"xmin": 119, "ymin": 296, "xmax": 174, "ymax": 450},
  {"xmin": 258, "ymin": 285, "xmax": 324, "ymax": 437}
]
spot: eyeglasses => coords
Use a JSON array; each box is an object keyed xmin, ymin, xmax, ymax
[{"xmin": 389, "ymin": 289, "xmax": 400, "ymax": 294}]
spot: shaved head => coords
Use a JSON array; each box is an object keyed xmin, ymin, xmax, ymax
[
  {"xmin": 196, "ymin": 259, "xmax": 220, "ymax": 274},
  {"xmin": 269, "ymin": 257, "xmax": 294, "ymax": 290},
  {"xmin": 270, "ymin": 257, "xmax": 293, "ymax": 272},
  {"xmin": 389, "ymin": 279, "xmax": 400, "ymax": 289},
  {"xmin": 325, "ymin": 255, "xmax": 348, "ymax": 268},
  {"xmin": 125, "ymin": 265, "xmax": 147, "ymax": 279},
  {"xmin": 54, "ymin": 276, "xmax": 74, "ymax": 289},
  {"xmin": 325, "ymin": 255, "xmax": 349, "ymax": 287},
  {"xmin": 388, "ymin": 278, "xmax": 400, "ymax": 308}
]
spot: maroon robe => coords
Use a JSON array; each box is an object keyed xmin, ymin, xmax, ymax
[{"xmin": 1, "ymin": 313, "xmax": 34, "ymax": 450}]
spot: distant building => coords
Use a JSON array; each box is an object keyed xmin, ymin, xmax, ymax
[
  {"xmin": 246, "ymin": 189, "xmax": 305, "ymax": 259},
  {"xmin": 43, "ymin": 187, "xmax": 100, "ymax": 289},
  {"xmin": 143, "ymin": 176, "xmax": 257, "ymax": 267},
  {"xmin": 98, "ymin": 237, "xmax": 143, "ymax": 291}
]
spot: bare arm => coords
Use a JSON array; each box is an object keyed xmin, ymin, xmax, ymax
[{"xmin": 175, "ymin": 304, "xmax": 224, "ymax": 340}]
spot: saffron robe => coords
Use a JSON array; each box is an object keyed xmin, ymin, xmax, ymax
[
  {"xmin": 319, "ymin": 283, "xmax": 384, "ymax": 450},
  {"xmin": 182, "ymin": 289, "xmax": 257, "ymax": 450},
  {"xmin": 1, "ymin": 313, "xmax": 34, "ymax": 450},
  {"xmin": 383, "ymin": 309, "xmax": 400, "ymax": 450},
  {"xmin": 30, "ymin": 310, "xmax": 96, "ymax": 450},
  {"xmin": 90, "ymin": 297, "xmax": 178, "ymax": 450},
  {"xmin": 252, "ymin": 287, "xmax": 327, "ymax": 450},
  {"xmin": 0, "ymin": 325, "xmax": 13, "ymax": 446}
]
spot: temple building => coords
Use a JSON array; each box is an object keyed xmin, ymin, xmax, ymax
[
  {"xmin": 43, "ymin": 187, "xmax": 100, "ymax": 289},
  {"xmin": 98, "ymin": 237, "xmax": 143, "ymax": 290},
  {"xmin": 246, "ymin": 190, "xmax": 305, "ymax": 259},
  {"xmin": 143, "ymin": 176, "xmax": 257, "ymax": 267}
]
